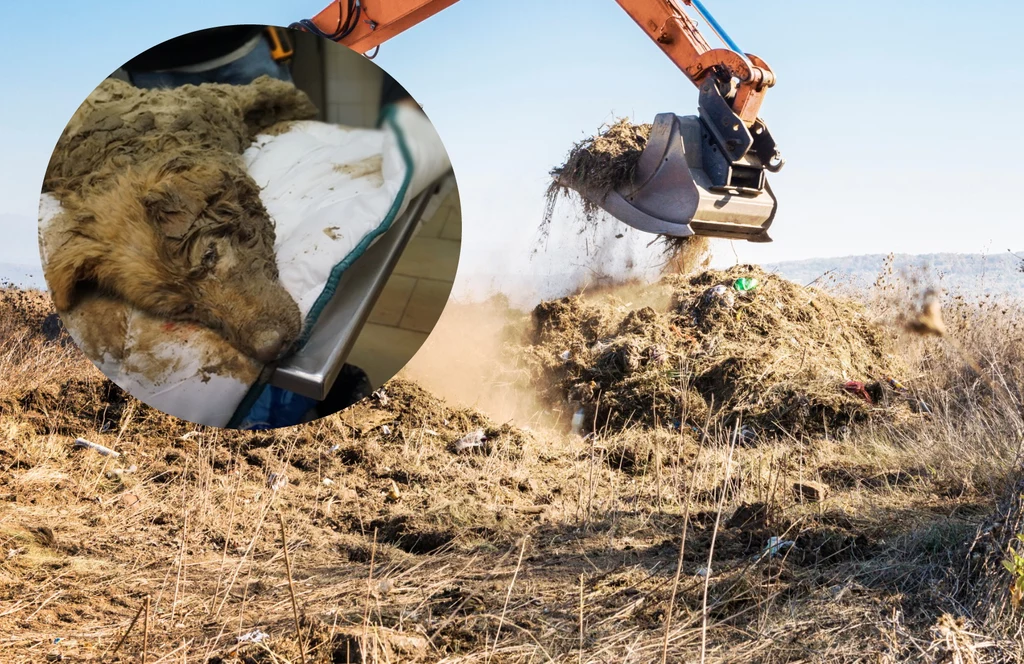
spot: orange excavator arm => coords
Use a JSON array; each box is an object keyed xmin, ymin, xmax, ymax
[
  {"xmin": 293, "ymin": 0, "xmax": 785, "ymax": 243},
  {"xmin": 295, "ymin": 0, "xmax": 775, "ymax": 127}
]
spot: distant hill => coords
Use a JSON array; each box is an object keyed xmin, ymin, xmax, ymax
[
  {"xmin": 0, "ymin": 263, "xmax": 46, "ymax": 290},
  {"xmin": 763, "ymin": 252, "xmax": 1022, "ymax": 297}
]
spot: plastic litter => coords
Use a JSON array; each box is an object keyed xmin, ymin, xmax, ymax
[
  {"xmin": 381, "ymin": 424, "xmax": 392, "ymax": 435},
  {"xmin": 733, "ymin": 277, "xmax": 760, "ymax": 292},
  {"xmin": 267, "ymin": 473, "xmax": 288, "ymax": 491},
  {"xmin": 571, "ymin": 408, "xmax": 586, "ymax": 435},
  {"xmin": 703, "ymin": 284, "xmax": 735, "ymax": 308},
  {"xmin": 236, "ymin": 629, "xmax": 269, "ymax": 644},
  {"xmin": 886, "ymin": 376, "xmax": 908, "ymax": 392},
  {"xmin": 842, "ymin": 380, "xmax": 874, "ymax": 404},
  {"xmin": 757, "ymin": 536, "xmax": 795, "ymax": 560},
  {"xmin": 372, "ymin": 388, "xmax": 389, "ymax": 406},
  {"xmin": 74, "ymin": 438, "xmax": 119, "ymax": 458},
  {"xmin": 559, "ymin": 349, "xmax": 571, "ymax": 361},
  {"xmin": 453, "ymin": 429, "xmax": 486, "ymax": 452}
]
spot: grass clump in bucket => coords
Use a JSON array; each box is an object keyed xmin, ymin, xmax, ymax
[
  {"xmin": 542, "ymin": 118, "xmax": 709, "ymax": 273},
  {"xmin": 546, "ymin": 118, "xmax": 653, "ymax": 220}
]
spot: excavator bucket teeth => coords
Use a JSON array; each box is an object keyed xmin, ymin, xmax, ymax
[{"xmin": 571, "ymin": 113, "xmax": 777, "ymax": 243}]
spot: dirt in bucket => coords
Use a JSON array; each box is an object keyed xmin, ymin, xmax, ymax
[
  {"xmin": 546, "ymin": 118, "xmax": 653, "ymax": 218},
  {"xmin": 541, "ymin": 118, "xmax": 708, "ymax": 275}
]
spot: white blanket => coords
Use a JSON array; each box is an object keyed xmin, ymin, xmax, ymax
[{"xmin": 38, "ymin": 103, "xmax": 453, "ymax": 428}]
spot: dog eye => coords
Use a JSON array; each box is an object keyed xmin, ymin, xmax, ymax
[
  {"xmin": 202, "ymin": 244, "xmax": 219, "ymax": 268},
  {"xmin": 178, "ymin": 304, "xmax": 195, "ymax": 316}
]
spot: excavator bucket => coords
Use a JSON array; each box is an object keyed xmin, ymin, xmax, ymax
[{"xmin": 568, "ymin": 112, "xmax": 778, "ymax": 243}]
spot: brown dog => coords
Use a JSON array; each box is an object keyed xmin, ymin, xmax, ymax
[{"xmin": 42, "ymin": 77, "xmax": 317, "ymax": 363}]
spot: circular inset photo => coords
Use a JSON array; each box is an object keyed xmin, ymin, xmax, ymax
[{"xmin": 37, "ymin": 25, "xmax": 460, "ymax": 430}]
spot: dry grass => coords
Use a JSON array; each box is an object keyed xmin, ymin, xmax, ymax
[{"xmin": 3, "ymin": 278, "xmax": 1024, "ymax": 662}]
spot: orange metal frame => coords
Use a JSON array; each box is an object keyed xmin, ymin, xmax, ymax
[{"xmin": 308, "ymin": 0, "xmax": 774, "ymax": 124}]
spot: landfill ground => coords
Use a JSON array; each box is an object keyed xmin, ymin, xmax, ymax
[{"xmin": 3, "ymin": 264, "xmax": 1024, "ymax": 663}]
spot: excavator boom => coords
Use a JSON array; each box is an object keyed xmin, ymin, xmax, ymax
[{"xmin": 295, "ymin": 0, "xmax": 784, "ymax": 242}]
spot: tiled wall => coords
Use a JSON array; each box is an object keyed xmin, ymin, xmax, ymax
[
  {"xmin": 323, "ymin": 45, "xmax": 384, "ymax": 127},
  {"xmin": 346, "ymin": 188, "xmax": 462, "ymax": 388},
  {"xmin": 302, "ymin": 40, "xmax": 462, "ymax": 388}
]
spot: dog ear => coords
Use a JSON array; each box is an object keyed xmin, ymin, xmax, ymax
[
  {"xmin": 143, "ymin": 181, "xmax": 195, "ymax": 240},
  {"xmin": 157, "ymin": 153, "xmax": 194, "ymax": 176}
]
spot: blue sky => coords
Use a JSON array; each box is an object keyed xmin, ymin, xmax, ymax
[{"xmin": 3, "ymin": 1, "xmax": 1023, "ymax": 300}]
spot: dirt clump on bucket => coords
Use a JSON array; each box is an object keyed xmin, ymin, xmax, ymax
[
  {"xmin": 546, "ymin": 118, "xmax": 652, "ymax": 219},
  {"xmin": 520, "ymin": 265, "xmax": 913, "ymax": 438},
  {"xmin": 542, "ymin": 118, "xmax": 708, "ymax": 274}
]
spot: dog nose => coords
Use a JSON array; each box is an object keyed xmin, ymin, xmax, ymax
[{"xmin": 252, "ymin": 329, "xmax": 288, "ymax": 363}]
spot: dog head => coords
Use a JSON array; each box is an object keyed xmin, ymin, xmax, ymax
[{"xmin": 46, "ymin": 150, "xmax": 302, "ymax": 364}]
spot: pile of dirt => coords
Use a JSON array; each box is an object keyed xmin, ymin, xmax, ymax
[
  {"xmin": 0, "ymin": 288, "xmax": 57, "ymax": 340},
  {"xmin": 520, "ymin": 265, "xmax": 914, "ymax": 437}
]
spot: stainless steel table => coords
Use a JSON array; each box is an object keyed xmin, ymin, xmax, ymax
[{"xmin": 269, "ymin": 177, "xmax": 448, "ymax": 400}]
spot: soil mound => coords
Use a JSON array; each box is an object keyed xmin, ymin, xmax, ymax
[
  {"xmin": 0, "ymin": 288, "xmax": 56, "ymax": 340},
  {"xmin": 522, "ymin": 265, "xmax": 912, "ymax": 437}
]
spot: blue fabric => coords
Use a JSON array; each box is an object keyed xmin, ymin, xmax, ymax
[
  {"xmin": 127, "ymin": 38, "xmax": 291, "ymax": 88},
  {"xmin": 237, "ymin": 385, "xmax": 318, "ymax": 430}
]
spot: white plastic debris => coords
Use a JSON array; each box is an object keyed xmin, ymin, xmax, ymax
[
  {"xmin": 372, "ymin": 388, "xmax": 389, "ymax": 406},
  {"xmin": 74, "ymin": 438, "xmax": 119, "ymax": 458},
  {"xmin": 453, "ymin": 429, "xmax": 486, "ymax": 452},
  {"xmin": 322, "ymin": 477, "xmax": 334, "ymax": 487},
  {"xmin": 267, "ymin": 473, "xmax": 288, "ymax": 491},
  {"xmin": 571, "ymin": 408, "xmax": 586, "ymax": 436},
  {"xmin": 376, "ymin": 578, "xmax": 395, "ymax": 595},
  {"xmin": 695, "ymin": 566, "xmax": 710, "ymax": 577},
  {"xmin": 559, "ymin": 349, "xmax": 571, "ymax": 361},
  {"xmin": 330, "ymin": 444, "xmax": 342, "ymax": 454},
  {"xmin": 381, "ymin": 424, "xmax": 392, "ymax": 435},
  {"xmin": 236, "ymin": 629, "xmax": 269, "ymax": 644},
  {"xmin": 704, "ymin": 284, "xmax": 735, "ymax": 308},
  {"xmin": 759, "ymin": 536, "xmax": 795, "ymax": 560}
]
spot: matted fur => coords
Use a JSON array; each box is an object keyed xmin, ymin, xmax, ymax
[{"xmin": 41, "ymin": 76, "xmax": 318, "ymax": 363}]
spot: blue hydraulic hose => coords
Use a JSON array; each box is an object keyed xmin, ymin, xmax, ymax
[{"xmin": 688, "ymin": 0, "xmax": 744, "ymax": 55}]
